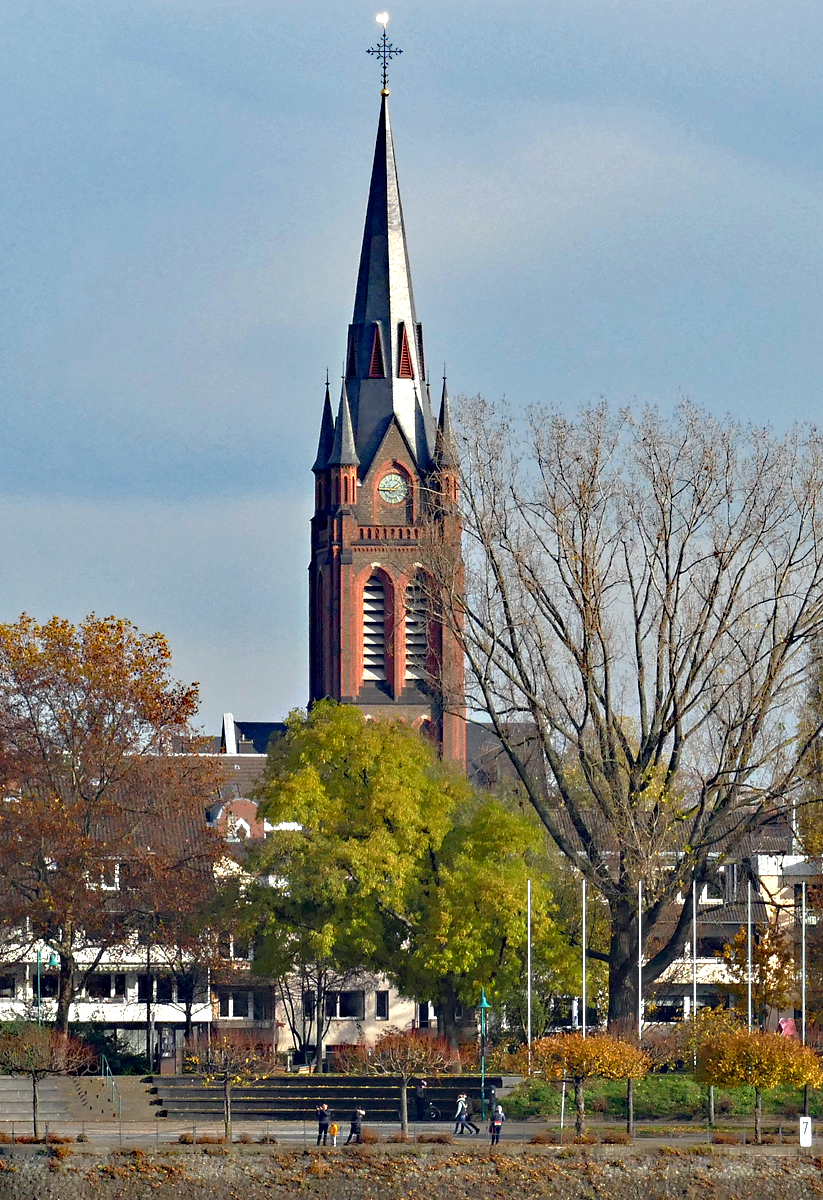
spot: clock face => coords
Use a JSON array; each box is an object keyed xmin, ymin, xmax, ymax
[{"xmin": 378, "ymin": 472, "xmax": 409, "ymax": 504}]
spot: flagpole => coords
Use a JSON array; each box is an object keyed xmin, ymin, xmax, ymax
[
  {"xmin": 638, "ymin": 879, "xmax": 643, "ymax": 1041},
  {"xmin": 527, "ymin": 878, "xmax": 532, "ymax": 1073},
  {"xmin": 582, "ymin": 877, "xmax": 587, "ymax": 1038},
  {"xmin": 747, "ymin": 879, "xmax": 753, "ymax": 1032}
]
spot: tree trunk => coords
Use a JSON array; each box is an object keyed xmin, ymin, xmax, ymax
[
  {"xmin": 399, "ymin": 1080, "xmax": 408, "ymax": 1135},
  {"xmin": 574, "ymin": 1078, "xmax": 585, "ymax": 1138},
  {"xmin": 708, "ymin": 1086, "xmax": 715, "ymax": 1127},
  {"xmin": 804, "ymin": 1084, "xmax": 810, "ymax": 1118},
  {"xmin": 314, "ymin": 990, "xmax": 324, "ymax": 1074},
  {"xmin": 55, "ymin": 954, "xmax": 74, "ymax": 1034},
  {"xmin": 607, "ymin": 901, "xmax": 641, "ymax": 1032},
  {"xmin": 626, "ymin": 1078, "xmax": 634, "ymax": 1138},
  {"xmin": 434, "ymin": 981, "xmax": 462, "ymax": 1063},
  {"xmin": 31, "ymin": 1075, "xmax": 38, "ymax": 1139},
  {"xmin": 224, "ymin": 1079, "xmax": 232, "ymax": 1143},
  {"xmin": 755, "ymin": 1089, "xmax": 762, "ymax": 1145}
]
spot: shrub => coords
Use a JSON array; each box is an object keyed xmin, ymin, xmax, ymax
[
  {"xmin": 499, "ymin": 1076, "xmax": 559, "ymax": 1119},
  {"xmin": 387, "ymin": 1134, "xmax": 412, "ymax": 1143},
  {"xmin": 711, "ymin": 1132, "xmax": 741, "ymax": 1145},
  {"xmin": 574, "ymin": 1133, "xmax": 599, "ymax": 1144},
  {"xmin": 417, "ymin": 1132, "xmax": 454, "ymax": 1144},
  {"xmin": 601, "ymin": 1132, "xmax": 632, "ymax": 1145},
  {"xmin": 257, "ymin": 1134, "xmax": 277, "ymax": 1144},
  {"xmin": 359, "ymin": 1128, "xmax": 379, "ymax": 1145},
  {"xmin": 529, "ymin": 1131, "xmax": 558, "ymax": 1145}
]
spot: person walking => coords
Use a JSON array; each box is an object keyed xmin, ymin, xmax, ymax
[
  {"xmin": 489, "ymin": 1104, "xmax": 506, "ymax": 1146},
  {"xmin": 414, "ymin": 1078, "xmax": 429, "ymax": 1121},
  {"xmin": 463, "ymin": 1095, "xmax": 480, "ymax": 1135},
  {"xmin": 345, "ymin": 1106, "xmax": 366, "ymax": 1145},
  {"xmin": 316, "ymin": 1102, "xmax": 332, "ymax": 1146},
  {"xmin": 454, "ymin": 1093, "xmax": 476, "ymax": 1136}
]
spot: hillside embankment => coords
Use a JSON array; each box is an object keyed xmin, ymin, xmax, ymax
[{"xmin": 1, "ymin": 1144, "xmax": 823, "ymax": 1200}]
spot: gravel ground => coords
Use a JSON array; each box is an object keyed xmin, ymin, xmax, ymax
[{"xmin": 1, "ymin": 1144, "xmax": 823, "ymax": 1200}]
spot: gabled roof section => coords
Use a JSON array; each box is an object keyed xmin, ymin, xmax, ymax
[
  {"xmin": 312, "ymin": 380, "xmax": 335, "ymax": 472},
  {"xmin": 329, "ymin": 380, "xmax": 359, "ymax": 467}
]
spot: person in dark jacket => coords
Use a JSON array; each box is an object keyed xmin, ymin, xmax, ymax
[
  {"xmin": 316, "ymin": 1102, "xmax": 331, "ymax": 1146},
  {"xmin": 463, "ymin": 1095, "xmax": 480, "ymax": 1135},
  {"xmin": 414, "ymin": 1078, "xmax": 429, "ymax": 1121},
  {"xmin": 489, "ymin": 1104, "xmax": 506, "ymax": 1146},
  {"xmin": 345, "ymin": 1106, "xmax": 366, "ymax": 1144}
]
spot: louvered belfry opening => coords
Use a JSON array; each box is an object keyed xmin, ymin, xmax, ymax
[
  {"xmin": 362, "ymin": 574, "xmax": 387, "ymax": 682},
  {"xmin": 368, "ymin": 324, "xmax": 385, "ymax": 379},
  {"xmin": 404, "ymin": 575, "xmax": 429, "ymax": 681},
  {"xmin": 398, "ymin": 324, "xmax": 415, "ymax": 379}
]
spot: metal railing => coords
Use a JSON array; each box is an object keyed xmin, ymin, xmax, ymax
[{"xmin": 100, "ymin": 1053, "xmax": 122, "ymax": 1120}]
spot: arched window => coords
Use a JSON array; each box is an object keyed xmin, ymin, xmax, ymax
[
  {"xmin": 362, "ymin": 575, "xmax": 386, "ymax": 682},
  {"xmin": 405, "ymin": 576, "xmax": 429, "ymax": 681}
]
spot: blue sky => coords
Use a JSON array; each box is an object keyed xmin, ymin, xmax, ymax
[{"xmin": 1, "ymin": 0, "xmax": 822, "ymax": 731}]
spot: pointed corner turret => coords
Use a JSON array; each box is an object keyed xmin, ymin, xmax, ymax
[
  {"xmin": 436, "ymin": 376, "xmax": 458, "ymax": 468},
  {"xmin": 329, "ymin": 380, "xmax": 360, "ymax": 467},
  {"xmin": 312, "ymin": 378, "xmax": 335, "ymax": 472}
]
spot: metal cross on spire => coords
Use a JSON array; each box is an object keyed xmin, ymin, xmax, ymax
[{"xmin": 367, "ymin": 13, "xmax": 402, "ymax": 91}]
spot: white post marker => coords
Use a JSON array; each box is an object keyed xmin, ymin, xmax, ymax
[{"xmin": 800, "ymin": 1116, "xmax": 813, "ymax": 1148}]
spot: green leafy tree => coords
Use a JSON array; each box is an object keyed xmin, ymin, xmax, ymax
[
  {"xmin": 719, "ymin": 921, "xmax": 797, "ymax": 1028},
  {"xmin": 240, "ymin": 702, "xmax": 576, "ymax": 1052}
]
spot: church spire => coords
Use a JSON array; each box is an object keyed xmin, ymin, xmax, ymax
[
  {"xmin": 436, "ymin": 376, "xmax": 459, "ymax": 468},
  {"xmin": 312, "ymin": 377, "xmax": 335, "ymax": 472},
  {"xmin": 345, "ymin": 94, "xmax": 436, "ymax": 474},
  {"xmin": 329, "ymin": 379, "xmax": 359, "ymax": 467}
]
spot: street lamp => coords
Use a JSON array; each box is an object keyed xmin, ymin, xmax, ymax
[
  {"xmin": 478, "ymin": 987, "xmax": 492, "ymax": 1120},
  {"xmin": 36, "ymin": 948, "xmax": 59, "ymax": 1025}
]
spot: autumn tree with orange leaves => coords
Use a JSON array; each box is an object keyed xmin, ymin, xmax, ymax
[
  {"xmin": 521, "ymin": 1033, "xmax": 650, "ymax": 1137},
  {"xmin": 0, "ymin": 614, "xmax": 224, "ymax": 1032},
  {"xmin": 697, "ymin": 1028, "xmax": 822, "ymax": 1143}
]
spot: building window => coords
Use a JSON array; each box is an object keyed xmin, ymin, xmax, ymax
[
  {"xmin": 113, "ymin": 974, "xmax": 126, "ymax": 998},
  {"xmin": 418, "ymin": 1001, "xmax": 431, "ymax": 1029},
  {"xmin": 404, "ymin": 576, "xmax": 428, "ymax": 680},
  {"xmin": 363, "ymin": 575, "xmax": 386, "ymax": 681},
  {"xmin": 219, "ymin": 992, "xmax": 230, "ymax": 1018},
  {"xmin": 156, "ymin": 977, "xmax": 174, "ymax": 1004},
  {"xmin": 325, "ymin": 990, "xmax": 365, "ymax": 1019},
  {"xmin": 233, "ymin": 940, "xmax": 250, "ymax": 960},
  {"xmin": 137, "ymin": 974, "xmax": 152, "ymax": 1003},
  {"xmin": 0, "ymin": 974, "xmax": 15, "ymax": 999},
  {"xmin": 39, "ymin": 974, "xmax": 58, "ymax": 999},
  {"xmin": 303, "ymin": 990, "xmax": 315, "ymax": 1020},
  {"xmin": 100, "ymin": 862, "xmax": 120, "ymax": 890},
  {"xmin": 232, "ymin": 991, "xmax": 250, "ymax": 1018},
  {"xmin": 375, "ymin": 990, "xmax": 389, "ymax": 1021},
  {"xmin": 88, "ymin": 974, "xmax": 112, "ymax": 1000}
]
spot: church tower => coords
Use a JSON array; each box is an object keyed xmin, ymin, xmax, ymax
[{"xmin": 309, "ymin": 86, "xmax": 466, "ymax": 767}]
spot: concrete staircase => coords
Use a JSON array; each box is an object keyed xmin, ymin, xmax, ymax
[
  {"xmin": 0, "ymin": 1076, "xmax": 71, "ymax": 1128},
  {"xmin": 151, "ymin": 1074, "xmax": 503, "ymax": 1123},
  {"xmin": 68, "ymin": 1075, "xmax": 161, "ymax": 1123}
]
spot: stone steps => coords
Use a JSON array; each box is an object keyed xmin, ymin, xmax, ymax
[{"xmin": 0, "ymin": 1076, "xmax": 71, "ymax": 1124}]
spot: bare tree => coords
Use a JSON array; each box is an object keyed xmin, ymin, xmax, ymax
[
  {"xmin": 341, "ymin": 1029, "xmax": 457, "ymax": 1135},
  {"xmin": 0, "ymin": 1023, "xmax": 93, "ymax": 1137},
  {"xmin": 186, "ymin": 1033, "xmax": 271, "ymax": 1142},
  {"xmin": 427, "ymin": 399, "xmax": 823, "ymax": 1027}
]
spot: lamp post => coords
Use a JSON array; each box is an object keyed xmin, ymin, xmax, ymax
[
  {"xmin": 478, "ymin": 988, "xmax": 492, "ymax": 1120},
  {"xmin": 36, "ymin": 948, "xmax": 59, "ymax": 1025}
]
